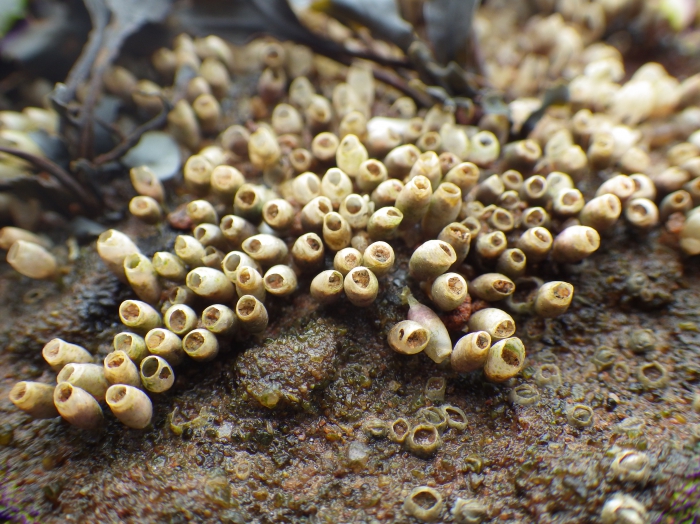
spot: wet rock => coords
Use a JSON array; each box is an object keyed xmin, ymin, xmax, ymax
[{"xmin": 237, "ymin": 317, "xmax": 339, "ymax": 409}]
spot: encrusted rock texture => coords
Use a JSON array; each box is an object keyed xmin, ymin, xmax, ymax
[{"xmin": 0, "ymin": 230, "xmax": 699, "ymax": 523}]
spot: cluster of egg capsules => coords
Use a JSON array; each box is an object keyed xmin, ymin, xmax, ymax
[{"xmin": 7, "ymin": 31, "xmax": 700, "ymax": 434}]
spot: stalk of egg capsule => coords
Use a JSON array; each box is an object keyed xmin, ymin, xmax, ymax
[{"xmin": 406, "ymin": 293, "xmax": 452, "ymax": 364}]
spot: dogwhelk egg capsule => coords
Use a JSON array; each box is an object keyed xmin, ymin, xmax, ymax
[
  {"xmin": 311, "ymin": 131, "xmax": 339, "ymax": 162},
  {"xmin": 333, "ymin": 247, "xmax": 363, "ymax": 276},
  {"xmin": 186, "ymin": 199, "xmax": 218, "ymax": 225},
  {"xmin": 430, "ymin": 273, "xmax": 467, "ymax": 311},
  {"xmin": 367, "ymin": 207, "xmax": 403, "ymax": 240},
  {"xmin": 469, "ymin": 130, "xmax": 500, "ymax": 166},
  {"xmin": 300, "ymin": 196, "xmax": 332, "ymax": 232},
  {"xmin": 242, "ymin": 234, "xmax": 289, "ymax": 266},
  {"xmin": 484, "ymin": 337, "xmax": 526, "ymax": 382},
  {"xmin": 202, "ymin": 304, "xmax": 237, "ymax": 336},
  {"xmin": 362, "ymin": 242, "xmax": 395, "ymax": 277},
  {"xmin": 421, "ymin": 182, "xmax": 462, "ymax": 239},
  {"xmin": 310, "ymin": 270, "xmax": 344, "ymax": 304},
  {"xmin": 407, "ymin": 151, "xmax": 442, "ymax": 191},
  {"xmin": 407, "ymin": 294, "xmax": 452, "ymax": 363},
  {"xmin": 451, "ymin": 331, "xmax": 491, "ymax": 372},
  {"xmin": 496, "ymin": 249, "xmax": 527, "ymax": 279},
  {"xmin": 475, "ymin": 174, "xmax": 505, "ymax": 205},
  {"xmin": 233, "ymin": 184, "xmax": 268, "ymax": 223},
  {"xmin": 129, "ymin": 196, "xmax": 162, "ymax": 224},
  {"xmin": 579, "ymin": 194, "xmax": 622, "ymax": 232},
  {"xmin": 235, "ymin": 265, "xmax": 265, "ymax": 301},
  {"xmin": 183, "ymin": 154, "xmax": 212, "ymax": 193},
  {"xmin": 248, "ymin": 126, "xmax": 281, "ymax": 170},
  {"xmin": 396, "ymin": 175, "xmax": 432, "ymax": 224},
  {"xmin": 520, "ymin": 175, "xmax": 548, "ymax": 205},
  {"xmin": 470, "ymin": 273, "xmax": 515, "ymax": 301},
  {"xmin": 113, "ymin": 332, "xmax": 148, "ymax": 364},
  {"xmin": 371, "ymin": 179, "xmax": 404, "ymax": 208},
  {"xmin": 97, "ymin": 229, "xmax": 141, "ymax": 281},
  {"xmin": 516, "ymin": 227, "xmax": 553, "ymax": 262},
  {"xmin": 210, "ymin": 165, "xmax": 245, "ymax": 200},
  {"xmin": 119, "ymin": 300, "xmax": 162, "ymax": 332},
  {"xmin": 552, "ymin": 225, "xmax": 600, "ymax": 263},
  {"xmin": 336, "ymin": 134, "xmax": 368, "ymax": 177},
  {"xmin": 438, "ymin": 223, "xmax": 471, "ymax": 267},
  {"xmin": 596, "ymin": 174, "xmax": 635, "ymax": 202},
  {"xmin": 183, "ymin": 329, "xmax": 219, "ymax": 362},
  {"xmin": 263, "ymin": 265, "xmax": 298, "ymax": 296},
  {"xmin": 10, "ymin": 382, "xmax": 58, "ymax": 419},
  {"xmin": 289, "ymin": 148, "xmax": 313, "ymax": 173},
  {"xmin": 475, "ymin": 231, "xmax": 507, "ymax": 260},
  {"xmin": 186, "ymin": 267, "xmax": 236, "ymax": 302},
  {"xmin": 145, "ymin": 328, "xmax": 185, "ymax": 366},
  {"xmin": 357, "ymin": 159, "xmax": 388, "ymax": 193},
  {"xmin": 291, "ymin": 172, "xmax": 321, "ymax": 205},
  {"xmin": 106, "ymin": 385, "xmax": 153, "ymax": 429},
  {"xmin": 163, "ymin": 304, "xmax": 198, "ymax": 336},
  {"xmin": 534, "ymin": 281, "xmax": 574, "ymax": 318},
  {"xmin": 659, "ymin": 190, "xmax": 692, "ymax": 221},
  {"xmin": 7, "ymin": 241, "xmax": 57, "ymax": 280},
  {"xmin": 323, "ymin": 212, "xmax": 353, "ymax": 251},
  {"xmin": 292, "ymin": 233, "xmax": 324, "ymax": 271},
  {"xmin": 104, "ymin": 350, "xmax": 141, "ymax": 388},
  {"xmin": 220, "ymin": 215, "xmax": 257, "ymax": 247},
  {"xmin": 521, "ymin": 207, "xmax": 550, "ymax": 229},
  {"xmin": 444, "ymin": 162, "xmax": 479, "ymax": 194},
  {"xmin": 468, "ymin": 308, "xmax": 515, "ymax": 341},
  {"xmin": 388, "ymin": 320, "xmax": 430, "ymax": 355},
  {"xmin": 130, "ymin": 166, "xmax": 164, "ymax": 202},
  {"xmin": 262, "ymin": 198, "xmax": 296, "ymax": 231},
  {"xmin": 0, "ymin": 226, "xmax": 50, "ymax": 250},
  {"xmin": 344, "ymin": 267, "xmax": 379, "ymax": 307},
  {"xmin": 321, "ymin": 168, "xmax": 353, "ymax": 208},
  {"xmin": 384, "ymin": 144, "xmax": 420, "ymax": 179},
  {"xmin": 174, "ymin": 235, "xmax": 206, "ymax": 267},
  {"xmin": 236, "ymin": 295, "xmax": 269, "ymax": 333},
  {"xmin": 57, "ymin": 363, "xmax": 109, "ymax": 402},
  {"xmin": 552, "ymin": 188, "xmax": 585, "ymax": 216},
  {"xmin": 53, "ymin": 383, "xmax": 103, "ymax": 429},
  {"xmin": 409, "ymin": 240, "xmax": 457, "ymax": 280},
  {"xmin": 140, "ymin": 355, "xmax": 175, "ymax": 393},
  {"xmin": 124, "ymin": 254, "xmax": 161, "ymax": 304},
  {"xmin": 625, "ymin": 198, "xmax": 659, "ymax": 229}
]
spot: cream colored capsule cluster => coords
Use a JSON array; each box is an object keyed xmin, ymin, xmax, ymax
[{"xmin": 9, "ymin": 338, "xmax": 154, "ymax": 430}]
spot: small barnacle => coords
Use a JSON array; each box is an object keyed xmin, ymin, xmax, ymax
[
  {"xmin": 637, "ymin": 362, "xmax": 669, "ymax": 390},
  {"xmin": 362, "ymin": 418, "xmax": 388, "ymax": 438},
  {"xmin": 592, "ymin": 346, "xmax": 617, "ymax": 371},
  {"xmin": 388, "ymin": 418, "xmax": 410, "ymax": 443},
  {"xmin": 610, "ymin": 450, "xmax": 651, "ymax": 484},
  {"xmin": 417, "ymin": 407, "xmax": 448, "ymax": 434},
  {"xmin": 534, "ymin": 364, "xmax": 562, "ymax": 388},
  {"xmin": 440, "ymin": 405, "xmax": 468, "ymax": 430},
  {"xmin": 452, "ymin": 498, "xmax": 488, "ymax": 524},
  {"xmin": 567, "ymin": 404, "xmax": 594, "ymax": 428},
  {"xmin": 601, "ymin": 493, "xmax": 648, "ymax": 524},
  {"xmin": 405, "ymin": 423, "xmax": 442, "ymax": 457},
  {"xmin": 403, "ymin": 486, "xmax": 443, "ymax": 522},
  {"xmin": 106, "ymin": 385, "xmax": 153, "ymax": 429},
  {"xmin": 509, "ymin": 384, "xmax": 540, "ymax": 406},
  {"xmin": 424, "ymin": 377, "xmax": 446, "ymax": 401},
  {"xmin": 53, "ymin": 383, "xmax": 104, "ymax": 430},
  {"xmin": 627, "ymin": 329, "xmax": 657, "ymax": 354}
]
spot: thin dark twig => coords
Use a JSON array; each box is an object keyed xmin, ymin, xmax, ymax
[
  {"xmin": 91, "ymin": 65, "xmax": 195, "ymax": 167},
  {"xmin": 0, "ymin": 146, "xmax": 101, "ymax": 213},
  {"xmin": 92, "ymin": 100, "xmax": 172, "ymax": 166}
]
